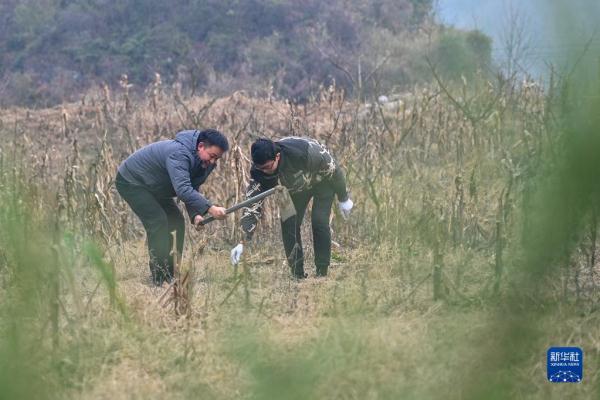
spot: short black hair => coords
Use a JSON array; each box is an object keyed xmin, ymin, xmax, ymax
[
  {"xmin": 197, "ymin": 129, "xmax": 229, "ymax": 152},
  {"xmin": 251, "ymin": 138, "xmax": 279, "ymax": 165}
]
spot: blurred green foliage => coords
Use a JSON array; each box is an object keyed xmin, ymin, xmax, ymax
[
  {"xmin": 453, "ymin": 2, "xmax": 600, "ymax": 398},
  {"xmin": 0, "ymin": 166, "xmax": 125, "ymax": 399}
]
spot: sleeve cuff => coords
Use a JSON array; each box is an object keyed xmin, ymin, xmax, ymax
[
  {"xmin": 203, "ymin": 200, "xmax": 213, "ymax": 214},
  {"xmin": 337, "ymin": 192, "xmax": 349, "ymax": 202}
]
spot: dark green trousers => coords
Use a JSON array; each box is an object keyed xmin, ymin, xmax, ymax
[
  {"xmin": 116, "ymin": 173, "xmax": 184, "ymax": 285},
  {"xmin": 281, "ymin": 182, "xmax": 335, "ymax": 278}
]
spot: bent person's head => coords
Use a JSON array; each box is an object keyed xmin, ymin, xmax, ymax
[
  {"xmin": 196, "ymin": 129, "xmax": 229, "ymax": 167},
  {"xmin": 251, "ymin": 138, "xmax": 280, "ymax": 175}
]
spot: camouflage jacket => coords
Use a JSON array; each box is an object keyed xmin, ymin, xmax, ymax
[{"xmin": 240, "ymin": 137, "xmax": 348, "ymax": 239}]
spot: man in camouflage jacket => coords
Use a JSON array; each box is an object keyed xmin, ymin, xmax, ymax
[{"xmin": 230, "ymin": 137, "xmax": 353, "ymax": 278}]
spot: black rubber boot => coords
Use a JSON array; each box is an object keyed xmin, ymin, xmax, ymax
[
  {"xmin": 292, "ymin": 270, "xmax": 308, "ymax": 280},
  {"xmin": 151, "ymin": 263, "xmax": 170, "ymax": 286},
  {"xmin": 151, "ymin": 272, "xmax": 164, "ymax": 286},
  {"xmin": 316, "ymin": 264, "xmax": 329, "ymax": 277},
  {"xmin": 291, "ymin": 263, "xmax": 307, "ymax": 279}
]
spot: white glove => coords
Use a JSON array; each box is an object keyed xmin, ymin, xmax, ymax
[
  {"xmin": 230, "ymin": 243, "xmax": 244, "ymax": 265},
  {"xmin": 338, "ymin": 198, "xmax": 353, "ymax": 220}
]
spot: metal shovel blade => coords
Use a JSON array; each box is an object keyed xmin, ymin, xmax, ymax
[{"xmin": 275, "ymin": 186, "xmax": 296, "ymax": 222}]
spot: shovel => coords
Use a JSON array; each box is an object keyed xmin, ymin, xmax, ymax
[{"xmin": 200, "ymin": 185, "xmax": 296, "ymax": 225}]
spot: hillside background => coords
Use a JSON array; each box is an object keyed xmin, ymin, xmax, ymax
[{"xmin": 0, "ymin": 0, "xmax": 494, "ymax": 106}]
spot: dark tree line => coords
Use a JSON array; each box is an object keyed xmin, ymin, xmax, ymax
[{"xmin": 0, "ymin": 0, "xmax": 491, "ymax": 106}]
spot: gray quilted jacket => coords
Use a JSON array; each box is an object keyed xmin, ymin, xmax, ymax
[{"xmin": 117, "ymin": 130, "xmax": 215, "ymax": 220}]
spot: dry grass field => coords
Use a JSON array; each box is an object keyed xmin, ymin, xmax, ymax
[{"xmin": 1, "ymin": 77, "xmax": 600, "ymax": 399}]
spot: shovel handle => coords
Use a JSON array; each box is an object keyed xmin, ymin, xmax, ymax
[{"xmin": 199, "ymin": 187, "xmax": 279, "ymax": 225}]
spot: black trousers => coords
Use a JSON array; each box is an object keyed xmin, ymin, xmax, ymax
[
  {"xmin": 116, "ymin": 173, "xmax": 184, "ymax": 284},
  {"xmin": 281, "ymin": 182, "xmax": 335, "ymax": 278}
]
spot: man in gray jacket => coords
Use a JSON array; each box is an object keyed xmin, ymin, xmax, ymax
[
  {"xmin": 230, "ymin": 137, "xmax": 353, "ymax": 278},
  {"xmin": 116, "ymin": 129, "xmax": 228, "ymax": 285}
]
